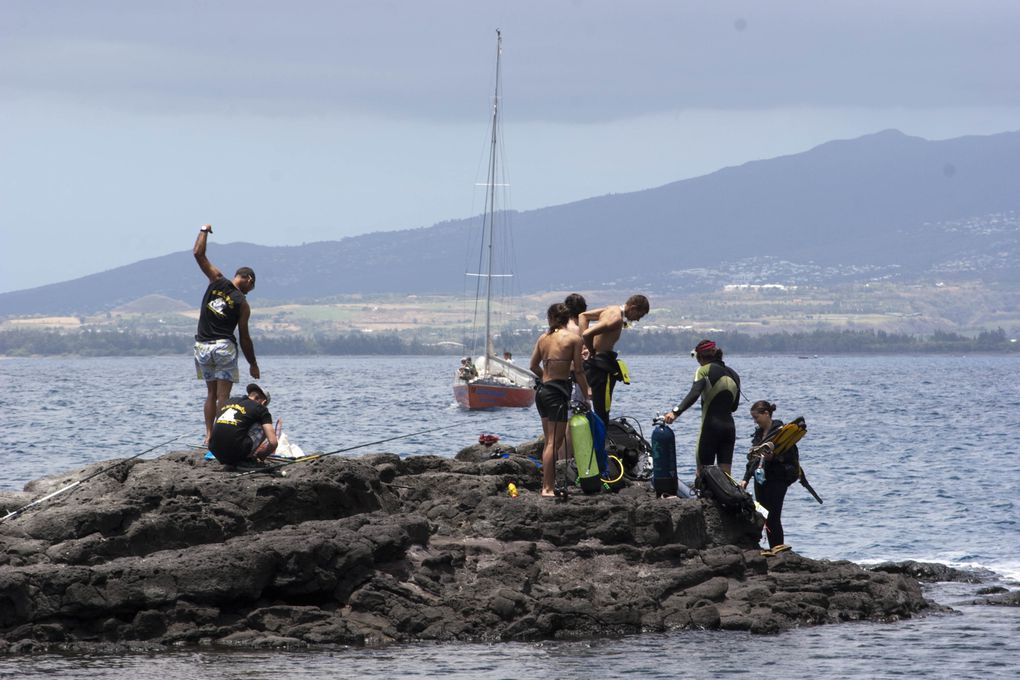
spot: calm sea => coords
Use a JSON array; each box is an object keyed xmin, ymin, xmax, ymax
[{"xmin": 1, "ymin": 354, "xmax": 1018, "ymax": 679}]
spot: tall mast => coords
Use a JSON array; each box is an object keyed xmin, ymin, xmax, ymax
[{"xmin": 483, "ymin": 29, "xmax": 501, "ymax": 360}]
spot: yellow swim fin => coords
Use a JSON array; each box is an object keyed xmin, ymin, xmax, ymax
[{"xmin": 772, "ymin": 417, "xmax": 807, "ymax": 455}]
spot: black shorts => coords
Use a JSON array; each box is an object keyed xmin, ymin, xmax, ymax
[
  {"xmin": 211, "ymin": 423, "xmax": 265, "ymax": 465},
  {"xmin": 583, "ymin": 351, "xmax": 619, "ymax": 422},
  {"xmin": 696, "ymin": 422, "xmax": 736, "ymax": 467},
  {"xmin": 535, "ymin": 379, "xmax": 571, "ymax": 422}
]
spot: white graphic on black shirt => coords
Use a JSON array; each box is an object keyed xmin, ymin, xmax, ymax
[
  {"xmin": 207, "ymin": 296, "xmax": 229, "ymax": 317},
  {"xmin": 216, "ymin": 408, "xmax": 239, "ymax": 425}
]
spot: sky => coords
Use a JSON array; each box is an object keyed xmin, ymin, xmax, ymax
[{"xmin": 2, "ymin": 0, "xmax": 1019, "ymax": 294}]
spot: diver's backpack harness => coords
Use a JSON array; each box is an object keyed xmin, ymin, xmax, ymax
[{"xmin": 605, "ymin": 416, "xmax": 653, "ymax": 481}]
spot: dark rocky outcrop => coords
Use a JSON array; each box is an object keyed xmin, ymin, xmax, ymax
[
  {"xmin": 869, "ymin": 560, "xmax": 988, "ymax": 584},
  {"xmin": 974, "ymin": 590, "xmax": 1020, "ymax": 607},
  {"xmin": 869, "ymin": 560, "xmax": 1020, "ymax": 608},
  {"xmin": 0, "ymin": 445, "xmax": 934, "ymax": 654}
]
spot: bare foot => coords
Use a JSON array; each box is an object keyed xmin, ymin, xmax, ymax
[{"xmin": 541, "ymin": 489, "xmax": 556, "ymax": 497}]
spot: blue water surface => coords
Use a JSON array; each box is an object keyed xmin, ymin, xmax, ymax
[{"xmin": 1, "ymin": 354, "xmax": 1018, "ymax": 678}]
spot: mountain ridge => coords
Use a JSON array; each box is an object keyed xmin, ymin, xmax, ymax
[{"xmin": 3, "ymin": 129, "xmax": 1020, "ymax": 316}]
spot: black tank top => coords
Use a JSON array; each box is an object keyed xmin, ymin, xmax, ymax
[{"xmin": 195, "ymin": 277, "xmax": 245, "ymax": 342}]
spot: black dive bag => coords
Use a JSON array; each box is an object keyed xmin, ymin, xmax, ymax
[{"xmin": 696, "ymin": 465, "xmax": 756, "ymax": 520}]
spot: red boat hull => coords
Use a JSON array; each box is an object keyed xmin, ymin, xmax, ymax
[{"xmin": 453, "ymin": 382, "xmax": 535, "ymax": 410}]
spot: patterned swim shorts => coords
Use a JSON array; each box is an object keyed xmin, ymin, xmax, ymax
[{"xmin": 194, "ymin": 339, "xmax": 239, "ymax": 382}]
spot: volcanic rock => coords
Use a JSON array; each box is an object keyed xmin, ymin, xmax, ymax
[{"xmin": 0, "ymin": 447, "xmax": 934, "ymax": 654}]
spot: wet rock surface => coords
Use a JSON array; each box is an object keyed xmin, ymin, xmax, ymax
[
  {"xmin": 870, "ymin": 560, "xmax": 1020, "ymax": 608},
  {"xmin": 869, "ymin": 560, "xmax": 987, "ymax": 583},
  {"xmin": 0, "ymin": 446, "xmax": 935, "ymax": 654}
]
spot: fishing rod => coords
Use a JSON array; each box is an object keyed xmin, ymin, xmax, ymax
[
  {"xmin": 237, "ymin": 422, "xmax": 465, "ymax": 477},
  {"xmin": 0, "ymin": 432, "xmax": 189, "ymax": 524}
]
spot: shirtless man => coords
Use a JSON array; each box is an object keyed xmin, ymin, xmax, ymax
[
  {"xmin": 559, "ymin": 293, "xmax": 588, "ymax": 461},
  {"xmin": 530, "ymin": 303, "xmax": 591, "ymax": 496},
  {"xmin": 579, "ymin": 294, "xmax": 650, "ymax": 425},
  {"xmin": 563, "ymin": 293, "xmax": 588, "ymax": 395}
]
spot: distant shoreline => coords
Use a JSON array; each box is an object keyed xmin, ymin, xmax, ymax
[{"xmin": 5, "ymin": 323, "xmax": 1018, "ymax": 359}]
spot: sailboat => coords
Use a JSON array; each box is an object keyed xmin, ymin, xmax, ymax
[{"xmin": 453, "ymin": 31, "xmax": 537, "ymax": 410}]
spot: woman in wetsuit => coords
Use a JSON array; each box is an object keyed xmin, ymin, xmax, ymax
[
  {"xmin": 530, "ymin": 303, "xmax": 591, "ymax": 496},
  {"xmin": 740, "ymin": 400, "xmax": 800, "ymax": 553},
  {"xmin": 663, "ymin": 339, "xmax": 741, "ymax": 477}
]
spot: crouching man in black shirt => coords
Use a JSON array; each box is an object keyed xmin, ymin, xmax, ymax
[{"xmin": 208, "ymin": 383, "xmax": 278, "ymax": 465}]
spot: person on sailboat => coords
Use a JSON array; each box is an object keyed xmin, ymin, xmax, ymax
[
  {"xmin": 530, "ymin": 303, "xmax": 590, "ymax": 497},
  {"xmin": 458, "ymin": 357, "xmax": 478, "ymax": 381},
  {"xmin": 580, "ymin": 294, "xmax": 650, "ymax": 425}
]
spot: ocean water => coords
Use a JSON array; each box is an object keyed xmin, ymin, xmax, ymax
[{"xmin": 1, "ymin": 354, "xmax": 1018, "ymax": 678}]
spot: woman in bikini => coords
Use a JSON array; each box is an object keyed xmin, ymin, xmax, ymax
[{"xmin": 530, "ymin": 303, "xmax": 591, "ymax": 496}]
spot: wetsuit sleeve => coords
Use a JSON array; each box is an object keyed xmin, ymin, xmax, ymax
[
  {"xmin": 731, "ymin": 371, "xmax": 741, "ymax": 412},
  {"xmin": 673, "ymin": 379, "xmax": 706, "ymax": 416},
  {"xmin": 742, "ymin": 456, "xmax": 756, "ymax": 484}
]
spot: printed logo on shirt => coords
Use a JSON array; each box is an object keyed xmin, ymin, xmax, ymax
[
  {"xmin": 207, "ymin": 293, "xmax": 232, "ymax": 318},
  {"xmin": 216, "ymin": 405, "xmax": 248, "ymax": 425}
]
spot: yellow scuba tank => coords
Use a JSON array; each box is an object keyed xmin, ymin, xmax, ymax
[{"xmin": 569, "ymin": 412, "xmax": 602, "ymax": 493}]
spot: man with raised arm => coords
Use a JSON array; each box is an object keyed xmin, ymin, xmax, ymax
[
  {"xmin": 579, "ymin": 294, "xmax": 649, "ymax": 425},
  {"xmin": 193, "ymin": 224, "xmax": 260, "ymax": 447}
]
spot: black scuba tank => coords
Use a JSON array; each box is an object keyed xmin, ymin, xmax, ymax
[{"xmin": 650, "ymin": 417, "xmax": 679, "ymax": 497}]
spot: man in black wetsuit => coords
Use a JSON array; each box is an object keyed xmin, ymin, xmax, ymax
[
  {"xmin": 208, "ymin": 383, "xmax": 278, "ymax": 465},
  {"xmin": 193, "ymin": 224, "xmax": 261, "ymax": 447},
  {"xmin": 579, "ymin": 294, "xmax": 650, "ymax": 425},
  {"xmin": 664, "ymin": 339, "xmax": 741, "ymax": 477}
]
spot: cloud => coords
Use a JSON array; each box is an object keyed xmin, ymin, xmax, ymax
[
  {"xmin": 3, "ymin": 0, "xmax": 1020, "ymax": 294},
  {"xmin": 2, "ymin": 0, "xmax": 1019, "ymax": 123}
]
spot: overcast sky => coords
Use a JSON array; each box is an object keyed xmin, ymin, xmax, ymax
[{"xmin": 2, "ymin": 0, "xmax": 1019, "ymax": 293}]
